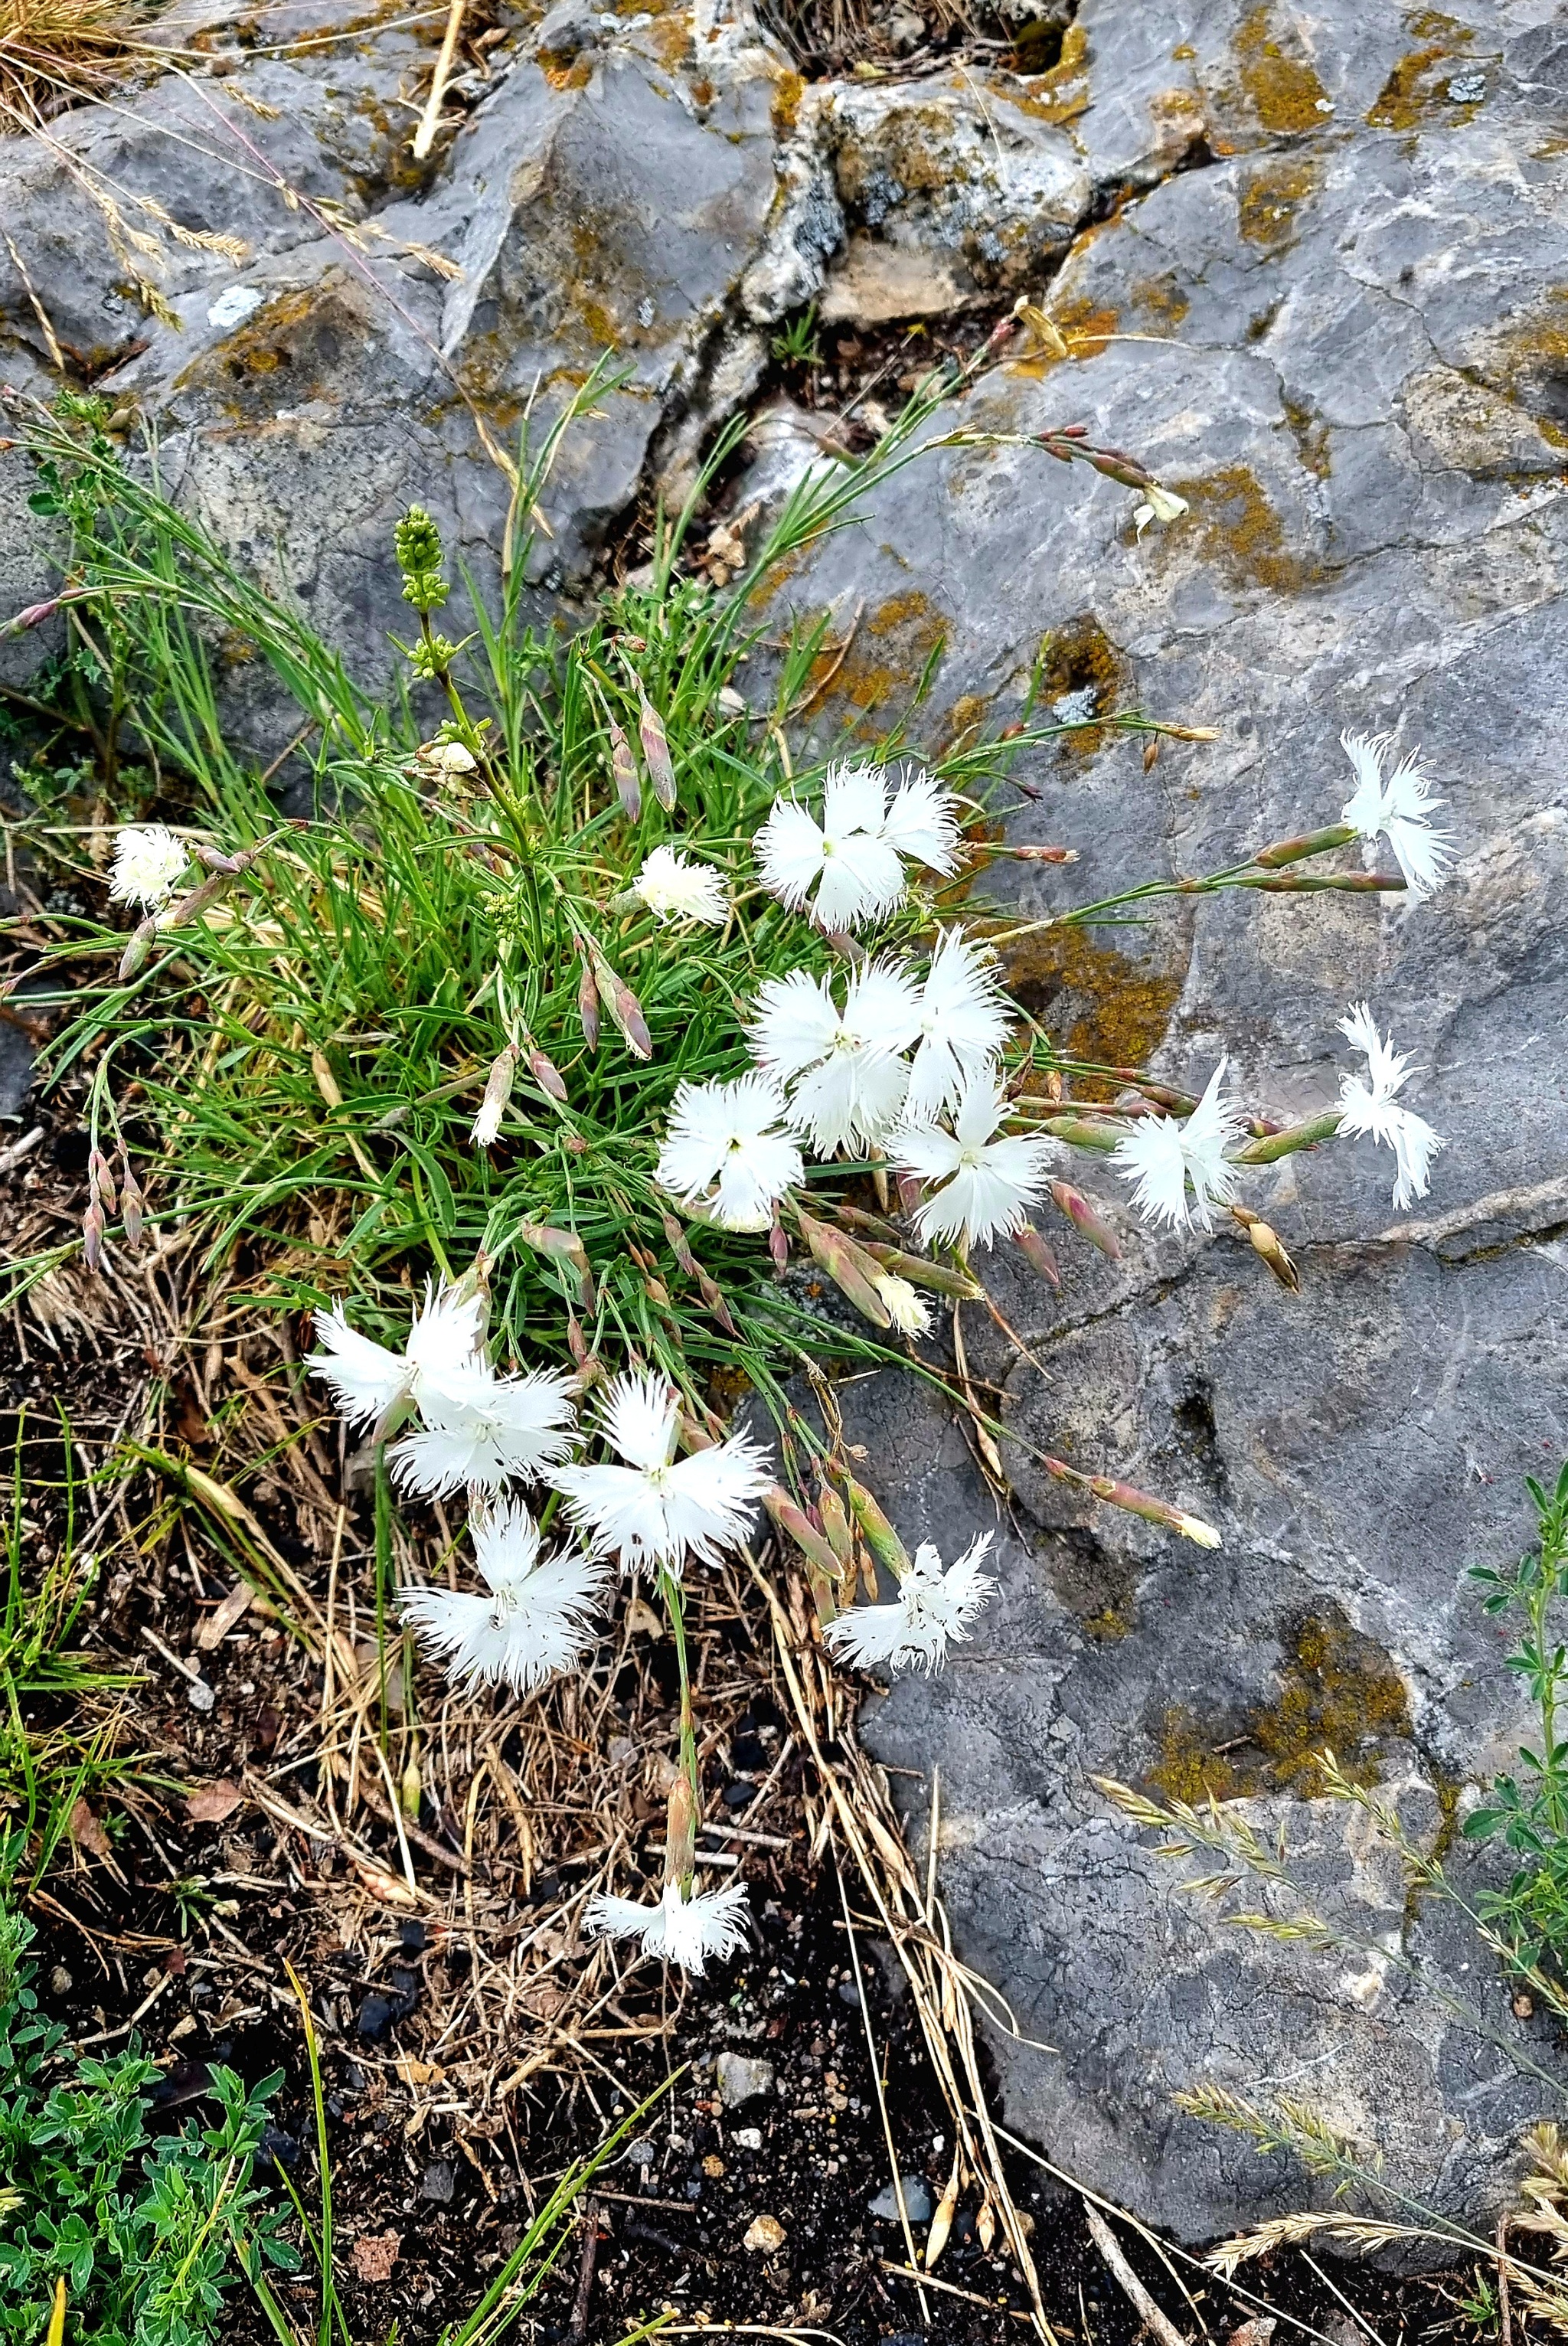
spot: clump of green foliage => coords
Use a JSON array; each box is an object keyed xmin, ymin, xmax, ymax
[
  {"xmin": 1465, "ymin": 1459, "xmax": 1568, "ymax": 1978},
  {"xmin": 0, "ymin": 1876, "xmax": 296, "ymax": 2343}
]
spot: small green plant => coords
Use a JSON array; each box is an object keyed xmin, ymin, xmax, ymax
[
  {"xmin": 770, "ymin": 301, "xmax": 822, "ymax": 368},
  {"xmin": 1465, "ymin": 1460, "xmax": 1568, "ymax": 1976},
  {"xmin": 0, "ymin": 1871, "xmax": 297, "ymax": 2343}
]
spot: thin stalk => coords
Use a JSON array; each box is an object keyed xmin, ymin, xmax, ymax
[{"xmin": 374, "ymin": 1443, "xmax": 392, "ymax": 1757}]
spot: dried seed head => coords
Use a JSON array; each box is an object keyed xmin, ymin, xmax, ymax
[{"xmin": 665, "ymin": 1773, "xmax": 698, "ymax": 1887}]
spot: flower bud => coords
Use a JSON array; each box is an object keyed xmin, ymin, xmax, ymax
[
  {"xmin": 608, "ymin": 715, "xmax": 641, "ymax": 821},
  {"xmin": 586, "ymin": 943, "xmax": 652, "ymax": 1060},
  {"xmin": 795, "ymin": 1205, "xmax": 892, "ymax": 1329},
  {"xmin": 521, "ymin": 1031, "xmax": 568, "ymax": 1104},
  {"xmin": 838, "ymin": 1475, "xmax": 910, "ymax": 1580},
  {"xmin": 769, "ymin": 1217, "xmax": 789, "ymax": 1269},
  {"xmin": 1084, "ymin": 1472, "xmax": 1221, "ymax": 1550},
  {"xmin": 1230, "ymin": 1204, "xmax": 1300, "ymax": 1293},
  {"xmin": 119, "ymin": 915, "xmax": 155, "ymax": 981},
  {"xmin": 82, "ymin": 1198, "xmax": 105, "ymax": 1273},
  {"xmin": 664, "ymin": 1773, "xmax": 698, "ymax": 1888},
  {"xmin": 120, "ymin": 1161, "xmax": 145, "ymax": 1247},
  {"xmin": 860, "ymin": 1240, "xmax": 982, "ymax": 1302},
  {"xmin": 1049, "ymin": 1179, "xmax": 1122, "ymax": 1260},
  {"xmin": 817, "ymin": 1485, "xmax": 854, "ymax": 1570},
  {"xmin": 637, "ymin": 689, "xmax": 677, "ymax": 812},
  {"xmin": 88, "ymin": 1148, "xmax": 116, "ymax": 1214},
  {"xmin": 896, "ymin": 1171, "xmax": 924, "ymax": 1220},
  {"xmin": 1250, "ymin": 822, "xmax": 1357, "ymax": 871},
  {"xmin": 1014, "ymin": 1223, "xmax": 1061, "ymax": 1287},
  {"xmin": 472, "ymin": 1044, "xmax": 518, "ymax": 1148},
  {"xmin": 518, "ymin": 1218, "xmax": 595, "ymax": 1309},
  {"xmin": 763, "ymin": 1485, "xmax": 841, "ymax": 1580},
  {"xmin": 1010, "ymin": 843, "xmax": 1079, "ymax": 863},
  {"xmin": 577, "ymin": 956, "xmax": 601, "ymax": 1050}
]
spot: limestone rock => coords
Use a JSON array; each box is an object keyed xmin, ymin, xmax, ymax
[{"xmin": 716, "ymin": 2049, "xmax": 776, "ymax": 2107}]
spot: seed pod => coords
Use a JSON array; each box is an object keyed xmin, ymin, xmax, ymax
[
  {"xmin": 120, "ymin": 1161, "xmax": 145, "ymax": 1247},
  {"xmin": 1014, "ymin": 1223, "xmax": 1061, "ymax": 1287},
  {"xmin": 577, "ymin": 955, "xmax": 601, "ymax": 1050},
  {"xmin": 1050, "ymin": 1178, "xmax": 1122, "ymax": 1260},
  {"xmin": 637, "ymin": 688, "xmax": 677, "ymax": 812},
  {"xmin": 608, "ymin": 715, "xmax": 641, "ymax": 821},
  {"xmin": 518, "ymin": 1218, "xmax": 595, "ymax": 1309},
  {"xmin": 400, "ymin": 1748, "xmax": 422, "ymax": 1821},
  {"xmin": 82, "ymin": 1198, "xmax": 105, "ymax": 1273},
  {"xmin": 926, "ymin": 2169, "xmax": 961, "ymax": 2270},
  {"xmin": 1231, "ymin": 1204, "xmax": 1300, "ymax": 1293},
  {"xmin": 1251, "ymin": 822, "xmax": 1357, "ymax": 871}
]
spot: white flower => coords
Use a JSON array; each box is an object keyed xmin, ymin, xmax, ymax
[
  {"xmin": 1133, "ymin": 483, "xmax": 1189, "ymax": 536},
  {"xmin": 904, "ymin": 930, "xmax": 1011, "ymax": 1123},
  {"xmin": 632, "ymin": 845, "xmax": 730, "ymax": 926},
  {"xmin": 1336, "ymin": 1002, "xmax": 1444, "ymax": 1210},
  {"xmin": 656, "ymin": 1072, "xmax": 803, "ymax": 1231},
  {"xmin": 1111, "ymin": 1060, "xmax": 1244, "ymax": 1231},
  {"xmin": 880, "ymin": 766, "xmax": 962, "ymax": 872},
  {"xmin": 1339, "ymin": 730, "xmax": 1454, "ymax": 900},
  {"xmin": 390, "ymin": 1360, "xmax": 577, "ymax": 1495},
  {"xmin": 550, "ymin": 1370, "xmax": 769, "ymax": 1574},
  {"xmin": 471, "ymin": 1044, "xmax": 518, "ymax": 1149},
  {"xmin": 584, "ymin": 1877, "xmax": 751, "ymax": 1977},
  {"xmin": 875, "ymin": 1274, "xmax": 931, "ymax": 1336},
  {"xmin": 398, "ymin": 1501, "xmax": 608, "ymax": 1691},
  {"xmin": 825, "ymin": 1534, "xmax": 996, "ymax": 1675},
  {"xmin": 109, "ymin": 824, "xmax": 189, "ymax": 910},
  {"xmin": 753, "ymin": 759, "xmax": 961, "ymax": 932},
  {"xmin": 308, "ymin": 1280, "xmax": 485, "ymax": 1433},
  {"xmin": 749, "ymin": 962, "xmax": 920, "ymax": 1156},
  {"xmin": 890, "ymin": 1078, "xmax": 1057, "ymax": 1248}
]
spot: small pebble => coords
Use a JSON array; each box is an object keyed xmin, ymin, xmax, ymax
[
  {"xmin": 870, "ymin": 2177, "xmax": 933, "ymax": 2224},
  {"xmin": 186, "ymin": 1678, "xmax": 216, "ymax": 1714},
  {"xmin": 49, "ymin": 1965, "xmax": 72, "ymax": 1998},
  {"xmin": 420, "ymin": 2159, "xmax": 456, "ymax": 2204},
  {"xmin": 715, "ymin": 2050, "xmax": 775, "ymax": 2108},
  {"xmin": 836, "ymin": 1978, "xmax": 859, "ymax": 2005},
  {"xmin": 743, "ymin": 2213, "xmax": 786, "ymax": 2253},
  {"xmin": 721, "ymin": 1780, "xmax": 755, "ymax": 1809},
  {"xmin": 702, "ymin": 2154, "xmax": 725, "ymax": 2178},
  {"xmin": 734, "ymin": 2126, "xmax": 763, "ymax": 2151},
  {"xmin": 623, "ymin": 2136, "xmax": 656, "ymax": 2167}
]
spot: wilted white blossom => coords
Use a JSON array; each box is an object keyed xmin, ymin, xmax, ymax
[
  {"xmin": 631, "ymin": 845, "xmax": 730, "ymax": 926},
  {"xmin": 825, "ymin": 1535, "xmax": 996, "ymax": 1675},
  {"xmin": 875, "ymin": 1274, "xmax": 931, "ymax": 1337},
  {"xmin": 110, "ymin": 824, "xmax": 189, "ymax": 910},
  {"xmin": 399, "ymin": 1502, "xmax": 608, "ymax": 1691},
  {"xmin": 1337, "ymin": 1003, "xmax": 1444, "ymax": 1209},
  {"xmin": 1112, "ymin": 1061, "xmax": 1244, "ymax": 1231}
]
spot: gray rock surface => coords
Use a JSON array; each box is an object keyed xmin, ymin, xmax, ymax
[
  {"xmin": 4, "ymin": 0, "xmax": 1568, "ymax": 2252},
  {"xmin": 740, "ymin": 0, "xmax": 1568, "ymax": 2250}
]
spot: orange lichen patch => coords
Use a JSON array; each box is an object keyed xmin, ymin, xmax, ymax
[
  {"xmin": 770, "ymin": 63, "xmax": 805, "ymax": 136},
  {"xmin": 1236, "ymin": 155, "xmax": 1318, "ymax": 247},
  {"xmin": 539, "ymin": 51, "xmax": 594, "ymax": 85},
  {"xmin": 1000, "ymin": 924, "xmax": 1184, "ymax": 1099},
  {"xmin": 999, "ymin": 20, "xmax": 1090, "ymax": 124},
  {"xmin": 645, "ymin": 10, "xmax": 691, "ymax": 69},
  {"xmin": 936, "ymin": 690, "xmax": 993, "ymax": 755},
  {"xmin": 1481, "ymin": 289, "xmax": 1568, "ymax": 451},
  {"xmin": 802, "ymin": 590, "xmax": 949, "ymax": 728},
  {"xmin": 1148, "ymin": 1612, "xmax": 1411, "ymax": 1802},
  {"xmin": 1367, "ymin": 37, "xmax": 1492, "ymax": 129},
  {"xmin": 1282, "ymin": 395, "xmax": 1331, "ymax": 477},
  {"xmin": 1037, "ymin": 613, "xmax": 1128, "ymax": 757},
  {"xmin": 1051, "ymin": 292, "xmax": 1119, "ymax": 360},
  {"xmin": 1233, "ymin": 2, "xmax": 1330, "ymax": 135},
  {"xmin": 1129, "ymin": 272, "xmax": 1191, "ymax": 328},
  {"xmin": 1181, "ymin": 463, "xmax": 1319, "ymax": 593}
]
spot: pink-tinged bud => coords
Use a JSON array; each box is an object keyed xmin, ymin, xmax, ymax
[
  {"xmin": 119, "ymin": 917, "xmax": 155, "ymax": 982},
  {"xmin": 2, "ymin": 595, "xmax": 61, "ymax": 638},
  {"xmin": 1233, "ymin": 1109, "xmax": 1343, "ymax": 1166},
  {"xmin": 577, "ymin": 956, "xmax": 600, "ymax": 1050},
  {"xmin": 587, "ymin": 943, "xmax": 652, "ymax": 1060},
  {"xmin": 1011, "ymin": 843, "xmax": 1079, "ymax": 864},
  {"xmin": 796, "ymin": 1205, "xmax": 892, "ymax": 1329},
  {"xmin": 838, "ymin": 1475, "xmax": 911, "ymax": 1580},
  {"xmin": 665, "ymin": 1773, "xmax": 698, "ymax": 1888},
  {"xmin": 896, "ymin": 1171, "xmax": 924, "ymax": 1220},
  {"xmin": 518, "ymin": 1218, "xmax": 595, "ymax": 1309},
  {"xmin": 82, "ymin": 1198, "xmax": 105, "ymax": 1273},
  {"xmin": 1040, "ymin": 1115, "xmax": 1121, "ymax": 1152},
  {"xmin": 660, "ymin": 1214, "xmax": 739, "ymax": 1337},
  {"xmin": 1014, "ymin": 1223, "xmax": 1061, "ymax": 1287},
  {"xmin": 637, "ymin": 689, "xmax": 677, "ymax": 812},
  {"xmin": 642, "ymin": 1269, "xmax": 673, "ymax": 1309},
  {"xmin": 769, "ymin": 1217, "xmax": 789, "ymax": 1269},
  {"xmin": 88, "ymin": 1148, "xmax": 116, "ymax": 1214},
  {"xmin": 522, "ymin": 1031, "xmax": 568, "ymax": 1104},
  {"xmin": 1085, "ymin": 1473, "xmax": 1221, "ymax": 1550},
  {"xmin": 1230, "ymin": 1204, "xmax": 1300, "ymax": 1293},
  {"xmin": 189, "ymin": 842, "xmax": 248, "ymax": 874},
  {"xmin": 608, "ymin": 715, "xmax": 641, "ymax": 821},
  {"xmin": 566, "ymin": 1307, "xmax": 588, "ymax": 1368},
  {"xmin": 472, "ymin": 1044, "xmax": 518, "ymax": 1147},
  {"xmin": 1050, "ymin": 1178, "xmax": 1122, "ymax": 1260},
  {"xmin": 763, "ymin": 1485, "xmax": 842, "ymax": 1580},
  {"xmin": 120, "ymin": 1161, "xmax": 145, "ymax": 1247}
]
